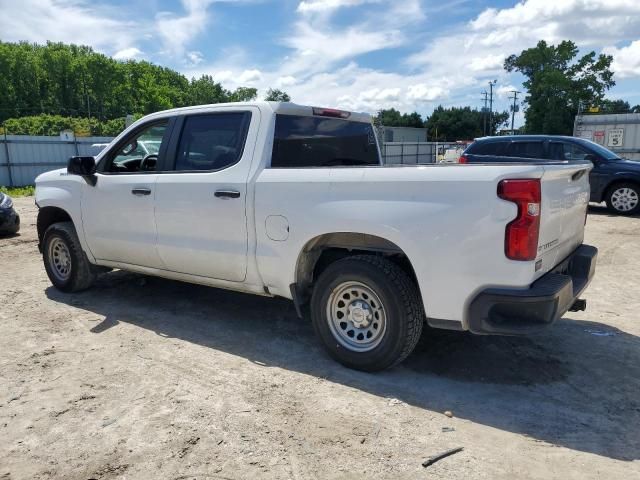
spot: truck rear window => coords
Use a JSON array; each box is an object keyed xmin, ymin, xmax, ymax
[{"xmin": 270, "ymin": 114, "xmax": 379, "ymax": 168}]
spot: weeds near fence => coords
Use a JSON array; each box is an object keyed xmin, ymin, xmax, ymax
[{"xmin": 0, "ymin": 186, "xmax": 35, "ymax": 197}]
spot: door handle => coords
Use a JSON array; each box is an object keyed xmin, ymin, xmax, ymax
[
  {"xmin": 131, "ymin": 188, "xmax": 152, "ymax": 196},
  {"xmin": 215, "ymin": 190, "xmax": 241, "ymax": 199}
]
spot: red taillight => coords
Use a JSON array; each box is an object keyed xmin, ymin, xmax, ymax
[
  {"xmin": 498, "ymin": 179, "xmax": 541, "ymax": 261},
  {"xmin": 312, "ymin": 107, "xmax": 351, "ymax": 119},
  {"xmin": 458, "ymin": 154, "xmax": 468, "ymax": 164}
]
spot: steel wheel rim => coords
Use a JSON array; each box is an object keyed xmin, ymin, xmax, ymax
[
  {"xmin": 48, "ymin": 237, "xmax": 72, "ymax": 282},
  {"xmin": 326, "ymin": 281, "xmax": 387, "ymax": 352},
  {"xmin": 611, "ymin": 187, "xmax": 639, "ymax": 212}
]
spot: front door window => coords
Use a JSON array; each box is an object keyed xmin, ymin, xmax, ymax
[{"xmin": 107, "ymin": 122, "xmax": 168, "ymax": 173}]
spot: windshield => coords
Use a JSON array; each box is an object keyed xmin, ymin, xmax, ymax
[{"xmin": 574, "ymin": 138, "xmax": 621, "ymax": 160}]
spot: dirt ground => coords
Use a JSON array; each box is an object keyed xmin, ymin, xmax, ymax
[{"xmin": 0, "ymin": 196, "xmax": 639, "ymax": 480}]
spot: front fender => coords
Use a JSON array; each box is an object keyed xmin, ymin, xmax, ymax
[{"xmin": 35, "ymin": 170, "xmax": 94, "ymax": 262}]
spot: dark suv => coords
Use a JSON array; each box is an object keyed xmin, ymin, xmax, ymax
[{"xmin": 461, "ymin": 135, "xmax": 640, "ymax": 215}]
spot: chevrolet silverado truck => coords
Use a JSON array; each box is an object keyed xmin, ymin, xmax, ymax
[{"xmin": 35, "ymin": 102, "xmax": 597, "ymax": 371}]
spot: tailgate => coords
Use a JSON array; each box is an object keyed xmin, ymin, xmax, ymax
[{"xmin": 536, "ymin": 162, "xmax": 592, "ymax": 276}]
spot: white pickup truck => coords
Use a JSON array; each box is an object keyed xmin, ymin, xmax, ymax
[{"xmin": 35, "ymin": 102, "xmax": 597, "ymax": 371}]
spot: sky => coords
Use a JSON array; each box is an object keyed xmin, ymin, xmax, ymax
[{"xmin": 1, "ymin": 0, "xmax": 639, "ymax": 125}]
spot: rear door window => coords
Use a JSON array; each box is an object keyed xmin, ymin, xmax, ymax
[
  {"xmin": 174, "ymin": 112, "xmax": 251, "ymax": 172},
  {"xmin": 271, "ymin": 114, "xmax": 380, "ymax": 168},
  {"xmin": 468, "ymin": 141, "xmax": 507, "ymax": 156},
  {"xmin": 506, "ymin": 141, "xmax": 544, "ymax": 159}
]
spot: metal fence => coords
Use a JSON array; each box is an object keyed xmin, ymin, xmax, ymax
[
  {"xmin": 381, "ymin": 142, "xmax": 460, "ymax": 165},
  {"xmin": 0, "ymin": 135, "xmax": 112, "ymax": 186},
  {"xmin": 1, "ymin": 135, "xmax": 463, "ymax": 186}
]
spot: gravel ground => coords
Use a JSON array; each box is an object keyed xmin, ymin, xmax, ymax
[{"xmin": 0, "ymin": 196, "xmax": 639, "ymax": 480}]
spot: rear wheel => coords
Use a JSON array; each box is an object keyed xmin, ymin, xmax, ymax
[
  {"xmin": 310, "ymin": 255, "xmax": 424, "ymax": 372},
  {"xmin": 606, "ymin": 182, "xmax": 640, "ymax": 215},
  {"xmin": 43, "ymin": 222, "xmax": 96, "ymax": 292}
]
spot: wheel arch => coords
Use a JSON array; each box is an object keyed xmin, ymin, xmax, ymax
[
  {"xmin": 37, "ymin": 206, "xmax": 73, "ymax": 247},
  {"xmin": 293, "ymin": 232, "xmax": 421, "ymax": 308}
]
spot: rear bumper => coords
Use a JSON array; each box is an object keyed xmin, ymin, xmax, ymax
[{"xmin": 468, "ymin": 244, "xmax": 597, "ymax": 335}]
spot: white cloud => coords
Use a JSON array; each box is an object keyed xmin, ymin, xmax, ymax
[
  {"xmin": 604, "ymin": 41, "xmax": 640, "ymax": 79},
  {"xmin": 360, "ymin": 88, "xmax": 402, "ymax": 102},
  {"xmin": 237, "ymin": 69, "xmax": 262, "ymax": 83},
  {"xmin": 212, "ymin": 70, "xmax": 235, "ymax": 82},
  {"xmin": 113, "ymin": 47, "xmax": 144, "ymax": 61},
  {"xmin": 407, "ymin": 84, "xmax": 448, "ymax": 102},
  {"xmin": 469, "ymin": 54, "xmax": 505, "ymax": 72},
  {"xmin": 0, "ymin": 0, "xmax": 228, "ymax": 66},
  {"xmin": 297, "ymin": 0, "xmax": 379, "ymax": 14},
  {"xmin": 0, "ymin": 0, "xmax": 140, "ymax": 53},
  {"xmin": 282, "ymin": 21, "xmax": 405, "ymax": 74},
  {"xmin": 276, "ymin": 75, "xmax": 298, "ymax": 87},
  {"xmin": 187, "ymin": 51, "xmax": 205, "ymax": 65},
  {"xmin": 496, "ymin": 84, "xmax": 518, "ymax": 99},
  {"xmin": 155, "ymin": 0, "xmax": 215, "ymax": 57}
]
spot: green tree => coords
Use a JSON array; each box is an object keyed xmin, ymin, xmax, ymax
[
  {"xmin": 594, "ymin": 99, "xmax": 636, "ymax": 114},
  {"xmin": 375, "ymin": 108, "xmax": 425, "ymax": 128},
  {"xmin": 187, "ymin": 75, "xmax": 227, "ymax": 106},
  {"xmin": 0, "ymin": 113, "xmax": 142, "ymax": 136},
  {"xmin": 228, "ymin": 87, "xmax": 257, "ymax": 102},
  {"xmin": 264, "ymin": 88, "xmax": 291, "ymax": 102},
  {"xmin": 0, "ymin": 41, "xmax": 286, "ymax": 124},
  {"xmin": 376, "ymin": 108, "xmax": 403, "ymax": 126},
  {"xmin": 424, "ymin": 106, "xmax": 508, "ymax": 141},
  {"xmin": 504, "ymin": 40, "xmax": 615, "ymax": 135}
]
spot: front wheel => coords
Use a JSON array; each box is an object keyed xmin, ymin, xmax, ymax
[
  {"xmin": 606, "ymin": 182, "xmax": 640, "ymax": 215},
  {"xmin": 43, "ymin": 221, "xmax": 96, "ymax": 292},
  {"xmin": 310, "ymin": 255, "xmax": 424, "ymax": 372}
]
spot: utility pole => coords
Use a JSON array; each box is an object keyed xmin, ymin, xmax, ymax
[
  {"xmin": 488, "ymin": 80, "xmax": 497, "ymax": 135},
  {"xmin": 481, "ymin": 91, "xmax": 488, "ymax": 136},
  {"xmin": 508, "ymin": 90, "xmax": 520, "ymax": 135}
]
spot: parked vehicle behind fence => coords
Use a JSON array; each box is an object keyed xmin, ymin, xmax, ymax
[
  {"xmin": 461, "ymin": 135, "xmax": 640, "ymax": 215},
  {"xmin": 35, "ymin": 102, "xmax": 597, "ymax": 371}
]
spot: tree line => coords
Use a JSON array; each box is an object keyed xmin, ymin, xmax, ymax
[
  {"xmin": 376, "ymin": 107, "xmax": 510, "ymax": 142},
  {"xmin": 0, "ymin": 41, "xmax": 289, "ymax": 134}
]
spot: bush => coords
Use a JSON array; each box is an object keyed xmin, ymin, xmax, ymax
[
  {"xmin": 0, "ymin": 186, "xmax": 35, "ymax": 196},
  {"xmin": 0, "ymin": 114, "xmax": 140, "ymax": 136}
]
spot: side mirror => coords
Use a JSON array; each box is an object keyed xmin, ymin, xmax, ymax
[{"xmin": 67, "ymin": 156, "xmax": 97, "ymax": 185}]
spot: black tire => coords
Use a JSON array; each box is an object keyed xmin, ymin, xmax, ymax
[
  {"xmin": 310, "ymin": 255, "xmax": 424, "ymax": 372},
  {"xmin": 42, "ymin": 221, "xmax": 96, "ymax": 292},
  {"xmin": 605, "ymin": 182, "xmax": 640, "ymax": 215},
  {"xmin": 0, "ymin": 213, "xmax": 19, "ymax": 236}
]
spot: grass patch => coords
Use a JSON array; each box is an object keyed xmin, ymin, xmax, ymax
[{"xmin": 0, "ymin": 185, "xmax": 35, "ymax": 197}]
